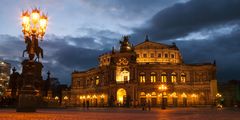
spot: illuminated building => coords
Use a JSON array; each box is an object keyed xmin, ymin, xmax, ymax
[
  {"xmin": 0, "ymin": 61, "xmax": 11, "ymax": 96},
  {"xmin": 70, "ymin": 36, "xmax": 218, "ymax": 107}
]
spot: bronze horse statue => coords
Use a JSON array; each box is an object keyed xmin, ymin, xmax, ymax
[
  {"xmin": 22, "ymin": 36, "xmax": 44, "ymax": 62},
  {"xmin": 34, "ymin": 46, "xmax": 43, "ymax": 62},
  {"xmin": 22, "ymin": 36, "xmax": 31, "ymax": 58}
]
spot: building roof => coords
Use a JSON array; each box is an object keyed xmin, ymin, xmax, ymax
[{"xmin": 134, "ymin": 40, "xmax": 179, "ymax": 50}]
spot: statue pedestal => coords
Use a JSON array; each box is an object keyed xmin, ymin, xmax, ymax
[
  {"xmin": 16, "ymin": 85, "xmax": 37, "ymax": 112},
  {"xmin": 16, "ymin": 60, "xmax": 43, "ymax": 112}
]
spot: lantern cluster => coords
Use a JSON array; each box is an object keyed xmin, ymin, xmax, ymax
[{"xmin": 21, "ymin": 8, "xmax": 48, "ymax": 39}]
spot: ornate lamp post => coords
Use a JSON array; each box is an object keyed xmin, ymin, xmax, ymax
[
  {"xmin": 158, "ymin": 84, "xmax": 167, "ymax": 109},
  {"xmin": 17, "ymin": 8, "xmax": 48, "ymax": 112},
  {"xmin": 21, "ymin": 8, "xmax": 48, "ymax": 61}
]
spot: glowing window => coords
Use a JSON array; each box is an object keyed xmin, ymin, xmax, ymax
[
  {"xmin": 151, "ymin": 92, "xmax": 157, "ymax": 96},
  {"xmin": 181, "ymin": 73, "xmax": 186, "ymax": 83},
  {"xmin": 171, "ymin": 72, "xmax": 177, "ymax": 83},
  {"xmin": 121, "ymin": 70, "xmax": 130, "ymax": 82},
  {"xmin": 161, "ymin": 72, "xmax": 167, "ymax": 83},
  {"xmin": 139, "ymin": 72, "xmax": 145, "ymax": 83},
  {"xmin": 96, "ymin": 76, "xmax": 99, "ymax": 85},
  {"xmin": 140, "ymin": 92, "xmax": 146, "ymax": 96},
  {"xmin": 150, "ymin": 72, "xmax": 156, "ymax": 83}
]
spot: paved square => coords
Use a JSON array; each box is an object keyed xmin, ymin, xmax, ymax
[{"xmin": 0, "ymin": 107, "xmax": 239, "ymax": 120}]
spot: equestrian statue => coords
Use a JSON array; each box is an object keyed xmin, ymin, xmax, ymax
[{"xmin": 22, "ymin": 35, "xmax": 43, "ymax": 62}]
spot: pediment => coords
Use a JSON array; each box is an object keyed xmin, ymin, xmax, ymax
[{"xmin": 134, "ymin": 41, "xmax": 170, "ymax": 50}]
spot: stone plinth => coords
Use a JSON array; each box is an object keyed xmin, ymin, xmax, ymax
[
  {"xmin": 16, "ymin": 85, "xmax": 37, "ymax": 112},
  {"xmin": 16, "ymin": 60, "xmax": 43, "ymax": 112}
]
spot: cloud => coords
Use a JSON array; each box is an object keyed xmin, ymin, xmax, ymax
[
  {"xmin": 133, "ymin": 0, "xmax": 240, "ymax": 41},
  {"xmin": 131, "ymin": 0, "xmax": 240, "ymax": 81},
  {"xmin": 175, "ymin": 28, "xmax": 240, "ymax": 81},
  {"xmin": 0, "ymin": 34, "xmax": 113, "ymax": 84},
  {"xmin": 1, "ymin": 0, "xmax": 240, "ymax": 84}
]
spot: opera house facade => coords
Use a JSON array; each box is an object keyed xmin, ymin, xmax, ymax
[{"xmin": 69, "ymin": 36, "xmax": 218, "ymax": 107}]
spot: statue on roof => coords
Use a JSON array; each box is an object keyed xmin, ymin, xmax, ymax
[{"xmin": 119, "ymin": 36, "xmax": 132, "ymax": 53}]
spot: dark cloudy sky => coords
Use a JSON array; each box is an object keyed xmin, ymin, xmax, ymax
[{"xmin": 0, "ymin": 0, "xmax": 239, "ymax": 85}]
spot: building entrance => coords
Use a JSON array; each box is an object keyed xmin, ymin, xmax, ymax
[{"xmin": 117, "ymin": 88, "xmax": 127, "ymax": 105}]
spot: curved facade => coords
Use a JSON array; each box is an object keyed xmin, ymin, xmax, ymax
[{"xmin": 70, "ymin": 36, "xmax": 217, "ymax": 107}]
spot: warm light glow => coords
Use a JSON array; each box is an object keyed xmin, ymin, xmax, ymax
[
  {"xmin": 171, "ymin": 92, "xmax": 178, "ymax": 98},
  {"xmin": 22, "ymin": 16, "xmax": 30, "ymax": 25},
  {"xmin": 21, "ymin": 11, "xmax": 30, "ymax": 25},
  {"xmin": 21, "ymin": 8, "xmax": 48, "ymax": 39},
  {"xmin": 55, "ymin": 96, "xmax": 59, "ymax": 100},
  {"xmin": 181, "ymin": 93, "xmax": 187, "ymax": 98},
  {"xmin": 161, "ymin": 73, "xmax": 167, "ymax": 83},
  {"xmin": 31, "ymin": 9, "xmax": 40, "ymax": 23},
  {"xmin": 40, "ymin": 18, "xmax": 47, "ymax": 28},
  {"xmin": 146, "ymin": 93, "xmax": 151, "ymax": 97},
  {"xmin": 158, "ymin": 84, "xmax": 167, "ymax": 91},
  {"xmin": 116, "ymin": 69, "xmax": 130, "ymax": 83},
  {"xmin": 118, "ymin": 97, "xmax": 123, "ymax": 103},
  {"xmin": 191, "ymin": 94, "xmax": 197, "ymax": 98},
  {"xmin": 63, "ymin": 96, "xmax": 68, "ymax": 100},
  {"xmin": 79, "ymin": 96, "xmax": 82, "ymax": 100},
  {"xmin": 93, "ymin": 95, "xmax": 97, "ymax": 99},
  {"xmin": 117, "ymin": 88, "xmax": 126, "ymax": 104},
  {"xmin": 87, "ymin": 95, "xmax": 91, "ymax": 99},
  {"xmin": 216, "ymin": 93, "xmax": 222, "ymax": 98},
  {"xmin": 100, "ymin": 94, "xmax": 105, "ymax": 98}
]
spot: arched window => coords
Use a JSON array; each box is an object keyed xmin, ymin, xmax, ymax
[
  {"xmin": 139, "ymin": 72, "xmax": 145, "ymax": 83},
  {"xmin": 171, "ymin": 72, "xmax": 177, "ymax": 83},
  {"xmin": 140, "ymin": 92, "xmax": 146, "ymax": 96},
  {"xmin": 161, "ymin": 72, "xmax": 167, "ymax": 83},
  {"xmin": 150, "ymin": 72, "xmax": 156, "ymax": 83},
  {"xmin": 95, "ymin": 76, "xmax": 99, "ymax": 85},
  {"xmin": 151, "ymin": 92, "xmax": 157, "ymax": 96},
  {"xmin": 181, "ymin": 73, "xmax": 186, "ymax": 83},
  {"xmin": 121, "ymin": 70, "xmax": 130, "ymax": 82}
]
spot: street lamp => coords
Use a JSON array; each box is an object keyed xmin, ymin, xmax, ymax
[
  {"xmin": 181, "ymin": 93, "xmax": 187, "ymax": 107},
  {"xmin": 191, "ymin": 93, "xmax": 197, "ymax": 106},
  {"xmin": 146, "ymin": 93, "xmax": 151, "ymax": 105},
  {"xmin": 216, "ymin": 93, "xmax": 222, "ymax": 98},
  {"xmin": 17, "ymin": 8, "xmax": 48, "ymax": 112},
  {"xmin": 63, "ymin": 96, "xmax": 68, "ymax": 106},
  {"xmin": 93, "ymin": 95, "xmax": 97, "ymax": 107},
  {"xmin": 215, "ymin": 93, "xmax": 222, "ymax": 107},
  {"xmin": 100, "ymin": 94, "xmax": 104, "ymax": 107},
  {"xmin": 158, "ymin": 84, "xmax": 167, "ymax": 109},
  {"xmin": 21, "ymin": 8, "xmax": 48, "ymax": 61}
]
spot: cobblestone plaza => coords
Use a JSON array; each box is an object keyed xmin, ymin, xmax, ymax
[{"xmin": 0, "ymin": 108, "xmax": 239, "ymax": 120}]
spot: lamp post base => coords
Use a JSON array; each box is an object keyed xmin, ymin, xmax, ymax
[{"xmin": 16, "ymin": 86, "xmax": 37, "ymax": 112}]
